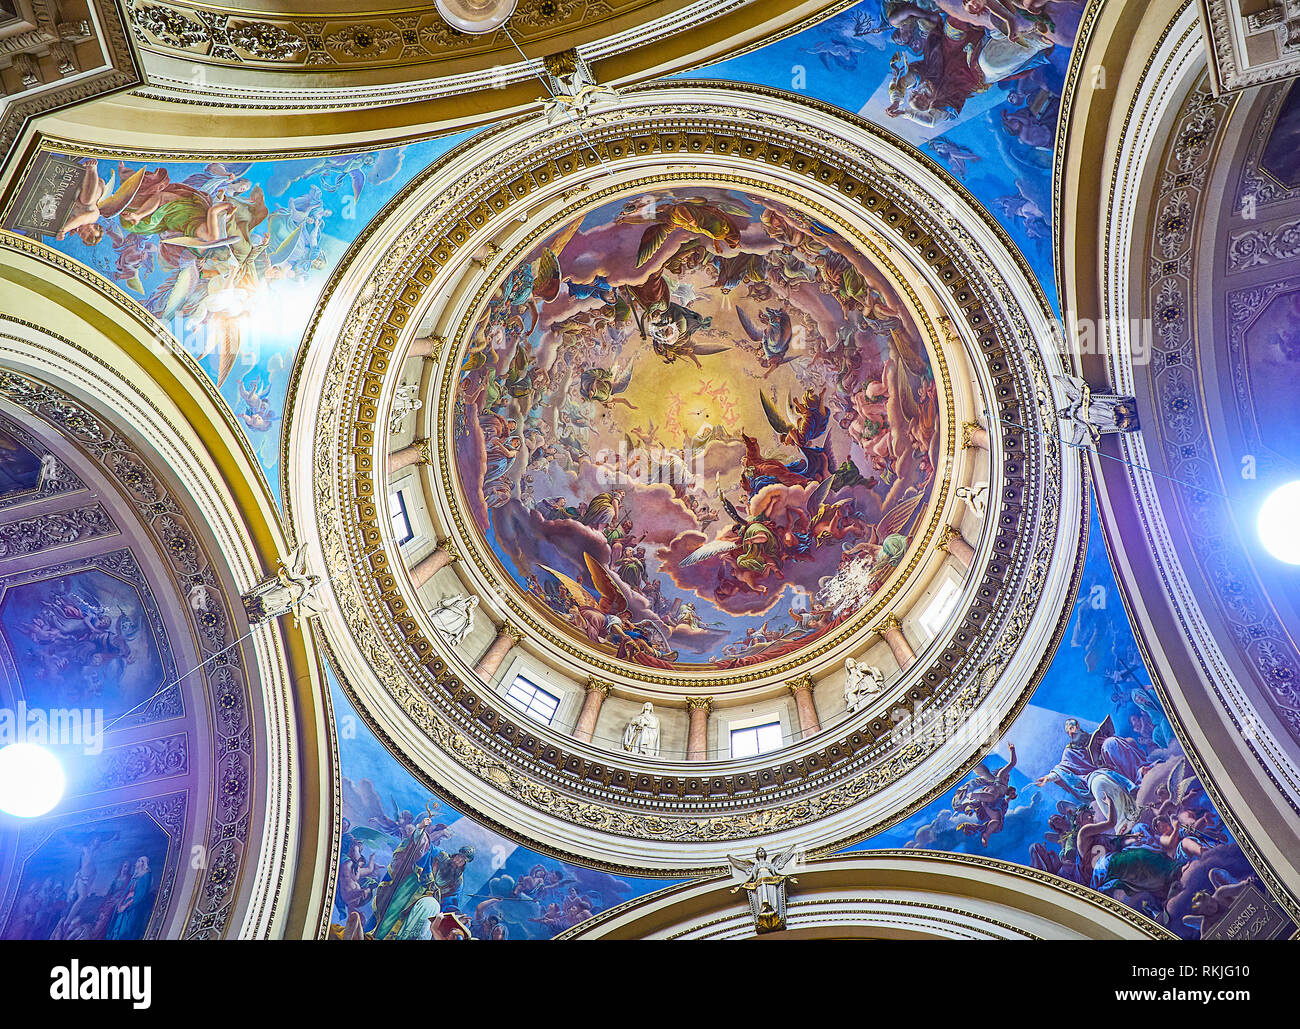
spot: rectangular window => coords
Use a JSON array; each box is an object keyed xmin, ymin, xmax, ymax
[
  {"xmin": 504, "ymin": 675, "xmax": 560, "ymax": 725},
  {"xmin": 730, "ymin": 720, "xmax": 783, "ymax": 759},
  {"xmin": 918, "ymin": 575, "xmax": 961, "ymax": 638},
  {"xmin": 389, "ymin": 490, "xmax": 414, "ymax": 545}
]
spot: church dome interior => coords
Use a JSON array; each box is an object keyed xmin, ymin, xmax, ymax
[{"xmin": 1, "ymin": 0, "xmax": 1298, "ymax": 954}]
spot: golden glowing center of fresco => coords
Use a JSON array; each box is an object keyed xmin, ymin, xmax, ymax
[{"xmin": 448, "ymin": 182, "xmax": 944, "ymax": 674}]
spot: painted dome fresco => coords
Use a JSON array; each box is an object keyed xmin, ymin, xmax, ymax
[
  {"xmin": 453, "ymin": 186, "xmax": 940, "ymax": 671},
  {"xmin": 5, "ymin": 0, "xmax": 1300, "ymax": 955}
]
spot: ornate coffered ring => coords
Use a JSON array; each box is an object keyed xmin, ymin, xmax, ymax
[{"xmin": 285, "ymin": 83, "xmax": 1085, "ymax": 872}]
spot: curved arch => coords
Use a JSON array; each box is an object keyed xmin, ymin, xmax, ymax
[
  {"xmin": 561, "ymin": 851, "xmax": 1173, "ymax": 939},
  {"xmin": 0, "ymin": 246, "xmax": 334, "ymax": 938},
  {"xmin": 1054, "ymin": 0, "xmax": 1300, "ymax": 914}
]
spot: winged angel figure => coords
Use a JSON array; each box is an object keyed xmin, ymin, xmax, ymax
[{"xmin": 727, "ymin": 845, "xmax": 800, "ymax": 933}]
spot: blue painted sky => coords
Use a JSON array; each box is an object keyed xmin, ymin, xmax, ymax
[
  {"xmin": 11, "ymin": 133, "xmax": 472, "ymax": 501},
  {"xmin": 689, "ymin": 0, "xmax": 1073, "ymax": 310},
  {"xmin": 841, "ymin": 497, "xmax": 1296, "ymax": 939},
  {"xmin": 329, "ymin": 669, "xmax": 674, "ymax": 939}
]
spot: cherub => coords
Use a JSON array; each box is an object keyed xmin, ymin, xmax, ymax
[{"xmin": 952, "ymin": 745, "xmax": 1018, "ymax": 846}]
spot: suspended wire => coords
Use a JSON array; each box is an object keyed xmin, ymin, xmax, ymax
[
  {"xmin": 985, "ymin": 407, "xmax": 1233, "ymax": 502},
  {"xmin": 99, "ymin": 623, "xmax": 262, "ymax": 734},
  {"xmin": 500, "ymin": 25, "xmax": 617, "ymax": 180}
]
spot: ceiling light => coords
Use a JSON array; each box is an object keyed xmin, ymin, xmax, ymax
[
  {"xmin": 0, "ymin": 743, "xmax": 65, "ymax": 817},
  {"xmin": 1258, "ymin": 480, "xmax": 1300, "ymax": 565},
  {"xmin": 435, "ymin": 0, "xmax": 518, "ymax": 34}
]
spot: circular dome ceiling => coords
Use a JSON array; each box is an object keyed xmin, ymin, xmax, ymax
[
  {"xmin": 286, "ymin": 83, "xmax": 1084, "ymax": 871},
  {"xmin": 453, "ymin": 185, "xmax": 940, "ymax": 674}
]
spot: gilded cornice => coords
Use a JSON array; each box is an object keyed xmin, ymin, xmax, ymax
[
  {"xmin": 126, "ymin": 0, "xmax": 671, "ymax": 72},
  {"xmin": 0, "ymin": 0, "xmax": 143, "ymax": 168},
  {"xmin": 284, "ymin": 84, "xmax": 1085, "ymax": 868},
  {"xmin": 108, "ymin": 0, "xmax": 859, "ymax": 132}
]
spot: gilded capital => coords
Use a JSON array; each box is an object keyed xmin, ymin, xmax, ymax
[
  {"xmin": 413, "ymin": 436, "xmax": 434, "ymax": 466},
  {"xmin": 436, "ymin": 537, "xmax": 461, "ymax": 563},
  {"xmin": 935, "ymin": 524, "xmax": 961, "ymax": 553},
  {"xmin": 869, "ymin": 612, "xmax": 903, "ymax": 637},
  {"xmin": 685, "ymin": 696, "xmax": 713, "ymax": 712},
  {"xmin": 960, "ymin": 421, "xmax": 982, "ymax": 449},
  {"xmin": 785, "ymin": 673, "xmax": 814, "ymax": 694},
  {"xmin": 584, "ymin": 678, "xmax": 612, "ymax": 697},
  {"xmin": 499, "ymin": 621, "xmax": 526, "ymax": 645}
]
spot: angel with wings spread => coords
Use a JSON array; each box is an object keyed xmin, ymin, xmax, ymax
[
  {"xmin": 679, "ymin": 489, "xmax": 785, "ymax": 596},
  {"xmin": 953, "ymin": 744, "xmax": 1018, "ymax": 846},
  {"xmin": 267, "ymin": 148, "xmax": 406, "ymax": 203},
  {"xmin": 502, "ymin": 216, "xmax": 583, "ymax": 334},
  {"xmin": 759, "ymin": 386, "xmax": 833, "ymax": 482},
  {"xmin": 541, "ymin": 553, "xmax": 677, "ymax": 668},
  {"xmin": 615, "ymin": 193, "xmax": 747, "ymax": 267},
  {"xmin": 579, "ymin": 360, "xmax": 637, "ymax": 409},
  {"xmin": 737, "ymin": 305, "xmax": 795, "ymax": 376},
  {"xmin": 727, "ymin": 845, "xmax": 799, "ymax": 933}
]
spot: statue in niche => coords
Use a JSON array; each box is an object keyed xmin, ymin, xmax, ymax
[
  {"xmin": 389, "ymin": 381, "xmax": 423, "ymax": 435},
  {"xmin": 727, "ymin": 845, "xmax": 800, "ymax": 934},
  {"xmin": 430, "ymin": 594, "xmax": 478, "ymax": 646},
  {"xmin": 956, "ymin": 480, "xmax": 989, "ymax": 520},
  {"xmin": 242, "ymin": 544, "xmax": 324, "ymax": 626},
  {"xmin": 843, "ymin": 657, "xmax": 885, "ymax": 714},
  {"xmin": 621, "ymin": 701, "xmax": 661, "ymax": 757}
]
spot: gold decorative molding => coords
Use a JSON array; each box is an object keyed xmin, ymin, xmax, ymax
[
  {"xmin": 96, "ymin": 0, "xmax": 867, "ymax": 147},
  {"xmin": 127, "ymin": 0, "xmax": 675, "ymax": 71},
  {"xmin": 435, "ymin": 536, "xmax": 460, "ymax": 563},
  {"xmin": 0, "ymin": 0, "xmax": 142, "ymax": 166},
  {"xmin": 785, "ymin": 674, "xmax": 814, "ymax": 695},
  {"xmin": 283, "ymin": 84, "xmax": 1082, "ymax": 863},
  {"xmin": 869, "ymin": 612, "xmax": 902, "ymax": 637},
  {"xmin": 499, "ymin": 621, "xmax": 526, "ymax": 645}
]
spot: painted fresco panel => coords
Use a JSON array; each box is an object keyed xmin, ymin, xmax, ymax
[
  {"xmin": 1, "ymin": 136, "xmax": 470, "ymax": 495},
  {"xmin": 691, "ymin": 0, "xmax": 1087, "ymax": 304},
  {"xmin": 1, "ymin": 810, "xmax": 172, "ymax": 941},
  {"xmin": 842, "ymin": 501, "xmax": 1297, "ymax": 940},
  {"xmin": 456, "ymin": 186, "xmax": 938, "ymax": 670},
  {"xmin": 1260, "ymin": 81, "xmax": 1300, "ymax": 189},
  {"xmin": 0, "ymin": 423, "xmax": 42, "ymax": 503},
  {"xmin": 329, "ymin": 673, "xmax": 671, "ymax": 940},
  {"xmin": 0, "ymin": 562, "xmax": 169, "ymax": 721}
]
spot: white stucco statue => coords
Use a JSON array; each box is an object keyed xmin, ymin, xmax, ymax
[
  {"xmin": 956, "ymin": 480, "xmax": 989, "ymax": 520},
  {"xmin": 727, "ymin": 845, "xmax": 799, "ymax": 933},
  {"xmin": 389, "ymin": 381, "xmax": 423, "ymax": 435},
  {"xmin": 843, "ymin": 657, "xmax": 885, "ymax": 714},
  {"xmin": 1055, "ymin": 374, "xmax": 1140, "ymax": 445},
  {"xmin": 430, "ymin": 593, "xmax": 478, "ymax": 646},
  {"xmin": 242, "ymin": 544, "xmax": 325, "ymax": 626},
  {"xmin": 622, "ymin": 702, "xmax": 661, "ymax": 758}
]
